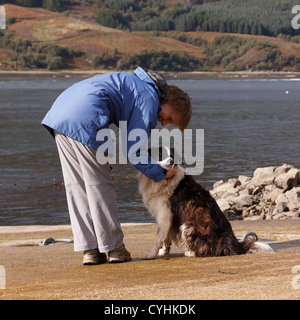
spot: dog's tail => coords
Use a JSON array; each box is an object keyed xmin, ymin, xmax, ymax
[
  {"xmin": 239, "ymin": 232, "xmax": 274, "ymax": 254},
  {"xmin": 181, "ymin": 225, "xmax": 273, "ymax": 257}
]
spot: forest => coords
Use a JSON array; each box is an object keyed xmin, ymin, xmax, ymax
[
  {"xmin": 4, "ymin": 0, "xmax": 299, "ymax": 36},
  {"xmin": 94, "ymin": 0, "xmax": 297, "ymax": 36}
]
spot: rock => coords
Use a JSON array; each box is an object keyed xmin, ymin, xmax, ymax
[
  {"xmin": 238, "ymin": 187, "xmax": 250, "ymax": 196},
  {"xmin": 238, "ymin": 175, "xmax": 251, "ymax": 184},
  {"xmin": 241, "ymin": 180, "xmax": 256, "ymax": 195},
  {"xmin": 294, "ymin": 211, "xmax": 300, "ymax": 218},
  {"xmin": 216, "ymin": 198, "xmax": 231, "ymax": 212},
  {"xmin": 227, "ymin": 178, "xmax": 241, "ymax": 188},
  {"xmin": 274, "ymin": 168, "xmax": 299, "ymax": 191},
  {"xmin": 274, "ymin": 164, "xmax": 294, "ymax": 177},
  {"xmin": 288, "ymin": 201, "xmax": 299, "ymax": 212},
  {"xmin": 275, "ymin": 193, "xmax": 288, "ymax": 206},
  {"xmin": 242, "ymin": 205, "xmax": 259, "ymax": 218},
  {"xmin": 245, "ymin": 212, "xmax": 265, "ymax": 221},
  {"xmin": 210, "ymin": 164, "xmax": 300, "ymax": 221},
  {"xmin": 213, "ymin": 180, "xmax": 224, "ymax": 189},
  {"xmin": 252, "ymin": 166, "xmax": 276, "ymax": 187},
  {"xmin": 221, "ymin": 189, "xmax": 239, "ymax": 201},
  {"xmin": 284, "ymin": 211, "xmax": 300, "ymax": 218},
  {"xmin": 231, "ymin": 194, "xmax": 254, "ymax": 208},
  {"xmin": 265, "ymin": 203, "xmax": 275, "ymax": 219},
  {"xmin": 285, "ymin": 186, "xmax": 300, "ymax": 202},
  {"xmin": 272, "ymin": 213, "xmax": 286, "ymax": 220},
  {"xmin": 264, "ymin": 187, "xmax": 283, "ymax": 203},
  {"xmin": 210, "ymin": 182, "xmax": 233, "ymax": 199},
  {"xmin": 285, "ymin": 187, "xmax": 300, "ymax": 212},
  {"xmin": 273, "ymin": 212, "xmax": 299, "ymax": 220},
  {"xmin": 252, "ymin": 186, "xmax": 262, "ymax": 195},
  {"xmin": 277, "ymin": 203, "xmax": 289, "ymax": 213}
]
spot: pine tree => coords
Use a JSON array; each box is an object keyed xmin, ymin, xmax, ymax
[{"xmin": 43, "ymin": 0, "xmax": 62, "ymax": 12}]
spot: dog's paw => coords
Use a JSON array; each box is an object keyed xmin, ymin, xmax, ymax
[
  {"xmin": 142, "ymin": 253, "xmax": 157, "ymax": 260},
  {"xmin": 157, "ymin": 243, "xmax": 171, "ymax": 256},
  {"xmin": 184, "ymin": 250, "xmax": 196, "ymax": 257},
  {"xmin": 158, "ymin": 248, "xmax": 168, "ymax": 256}
]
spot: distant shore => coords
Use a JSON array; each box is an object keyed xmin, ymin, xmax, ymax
[{"xmin": 1, "ymin": 70, "xmax": 300, "ymax": 80}]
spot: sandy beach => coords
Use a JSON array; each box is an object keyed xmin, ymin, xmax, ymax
[{"xmin": 0, "ymin": 220, "xmax": 299, "ymax": 300}]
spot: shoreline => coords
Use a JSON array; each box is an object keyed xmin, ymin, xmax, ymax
[{"xmin": 1, "ymin": 70, "xmax": 300, "ymax": 79}]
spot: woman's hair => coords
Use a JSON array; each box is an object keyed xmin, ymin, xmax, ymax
[{"xmin": 167, "ymin": 85, "xmax": 192, "ymax": 131}]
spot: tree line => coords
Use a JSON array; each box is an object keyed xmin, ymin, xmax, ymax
[
  {"xmin": 4, "ymin": 0, "xmax": 298, "ymax": 36},
  {"xmin": 95, "ymin": 0, "xmax": 298, "ymax": 36}
]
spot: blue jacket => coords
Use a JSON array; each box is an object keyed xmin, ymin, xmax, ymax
[{"xmin": 42, "ymin": 67, "xmax": 166, "ymax": 181}]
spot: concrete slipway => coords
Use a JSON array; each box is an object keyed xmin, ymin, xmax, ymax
[{"xmin": 0, "ymin": 220, "xmax": 299, "ymax": 300}]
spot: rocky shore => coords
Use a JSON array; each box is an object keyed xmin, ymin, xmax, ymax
[{"xmin": 210, "ymin": 164, "xmax": 300, "ymax": 221}]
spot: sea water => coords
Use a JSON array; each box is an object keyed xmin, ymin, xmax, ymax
[{"xmin": 0, "ymin": 74, "xmax": 299, "ymax": 225}]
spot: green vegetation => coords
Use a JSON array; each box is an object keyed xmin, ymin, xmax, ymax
[
  {"xmin": 5, "ymin": 0, "xmax": 298, "ymax": 36},
  {"xmin": 93, "ymin": 0, "xmax": 298, "ymax": 36},
  {"xmin": 90, "ymin": 34, "xmax": 300, "ymax": 71},
  {"xmin": 4, "ymin": 0, "xmax": 63, "ymax": 11},
  {"xmin": 200, "ymin": 35, "xmax": 300, "ymax": 71},
  {"xmin": 113, "ymin": 35, "xmax": 300, "ymax": 71},
  {"xmin": 1, "ymin": 27, "xmax": 299, "ymax": 71},
  {"xmin": 95, "ymin": 9, "xmax": 130, "ymax": 30},
  {"xmin": 117, "ymin": 50, "xmax": 199, "ymax": 71},
  {"xmin": 1, "ymin": 0, "xmax": 300, "ymax": 71},
  {"xmin": 0, "ymin": 30, "xmax": 84, "ymax": 69}
]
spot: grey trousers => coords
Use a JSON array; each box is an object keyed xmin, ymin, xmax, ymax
[{"xmin": 54, "ymin": 131, "xmax": 124, "ymax": 252}]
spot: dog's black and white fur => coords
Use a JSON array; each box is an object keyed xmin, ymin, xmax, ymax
[{"xmin": 139, "ymin": 147, "xmax": 273, "ymax": 260}]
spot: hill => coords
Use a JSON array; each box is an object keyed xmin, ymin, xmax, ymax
[{"xmin": 1, "ymin": 3, "xmax": 300, "ymax": 71}]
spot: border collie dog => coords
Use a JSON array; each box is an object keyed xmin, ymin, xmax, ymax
[{"xmin": 139, "ymin": 147, "xmax": 273, "ymax": 260}]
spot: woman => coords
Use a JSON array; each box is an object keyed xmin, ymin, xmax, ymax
[{"xmin": 42, "ymin": 67, "xmax": 192, "ymax": 265}]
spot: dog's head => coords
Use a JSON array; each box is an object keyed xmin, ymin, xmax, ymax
[{"xmin": 148, "ymin": 146, "xmax": 175, "ymax": 171}]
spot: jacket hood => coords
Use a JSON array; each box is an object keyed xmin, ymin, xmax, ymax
[{"xmin": 133, "ymin": 67, "xmax": 169, "ymax": 104}]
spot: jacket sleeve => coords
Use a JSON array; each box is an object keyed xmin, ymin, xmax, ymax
[{"xmin": 124, "ymin": 90, "xmax": 166, "ymax": 182}]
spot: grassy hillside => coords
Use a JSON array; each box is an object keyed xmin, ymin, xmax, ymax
[{"xmin": 1, "ymin": 3, "xmax": 300, "ymax": 71}]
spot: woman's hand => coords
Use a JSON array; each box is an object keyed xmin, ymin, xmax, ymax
[{"xmin": 164, "ymin": 165, "xmax": 178, "ymax": 179}]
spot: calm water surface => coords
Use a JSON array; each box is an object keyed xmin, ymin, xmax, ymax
[{"xmin": 0, "ymin": 75, "xmax": 299, "ymax": 225}]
